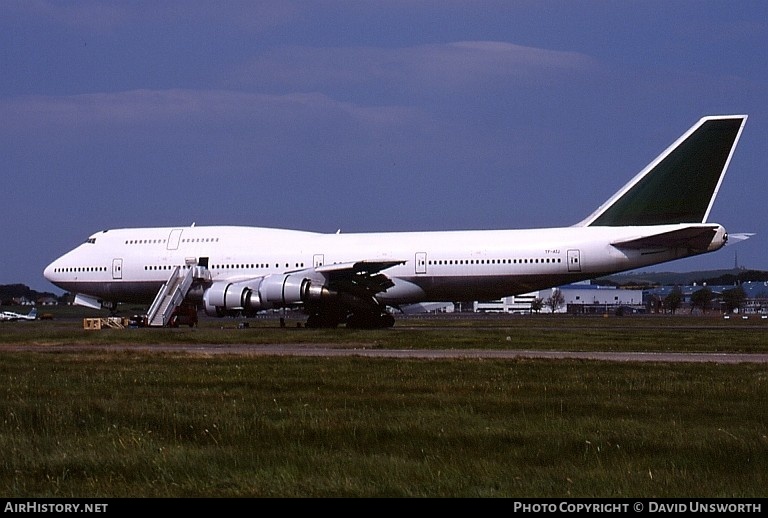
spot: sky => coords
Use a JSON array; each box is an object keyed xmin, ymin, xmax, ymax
[{"xmin": 2, "ymin": 1, "xmax": 766, "ymax": 293}]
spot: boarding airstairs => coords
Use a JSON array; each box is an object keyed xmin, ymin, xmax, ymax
[{"xmin": 146, "ymin": 265, "xmax": 208, "ymax": 327}]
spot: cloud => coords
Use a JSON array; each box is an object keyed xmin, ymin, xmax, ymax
[{"xmin": 235, "ymin": 41, "xmax": 600, "ymax": 95}]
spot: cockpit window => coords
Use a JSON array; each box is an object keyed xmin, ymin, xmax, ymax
[{"xmin": 86, "ymin": 238, "xmax": 96, "ymax": 244}]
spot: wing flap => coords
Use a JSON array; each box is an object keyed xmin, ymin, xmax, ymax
[
  {"xmin": 315, "ymin": 259, "xmax": 406, "ymax": 298},
  {"xmin": 315, "ymin": 260, "xmax": 405, "ymax": 275}
]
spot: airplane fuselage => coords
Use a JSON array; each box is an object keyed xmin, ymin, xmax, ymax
[{"xmin": 44, "ymin": 223, "xmax": 726, "ymax": 306}]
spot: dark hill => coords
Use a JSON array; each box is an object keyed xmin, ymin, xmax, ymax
[
  {"xmin": 0, "ymin": 284, "xmax": 63, "ymax": 305},
  {"xmin": 595, "ymin": 269, "xmax": 768, "ymax": 287}
]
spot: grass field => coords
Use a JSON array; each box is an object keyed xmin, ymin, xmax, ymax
[{"xmin": 1, "ymin": 312, "xmax": 767, "ymax": 497}]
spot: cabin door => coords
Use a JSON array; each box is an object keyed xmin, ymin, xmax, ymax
[
  {"xmin": 567, "ymin": 249, "xmax": 581, "ymax": 272},
  {"xmin": 112, "ymin": 258, "xmax": 123, "ymax": 280},
  {"xmin": 415, "ymin": 252, "xmax": 427, "ymax": 274},
  {"xmin": 167, "ymin": 229, "xmax": 183, "ymax": 250}
]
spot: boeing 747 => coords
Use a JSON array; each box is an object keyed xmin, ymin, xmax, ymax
[{"xmin": 44, "ymin": 115, "xmax": 749, "ymax": 327}]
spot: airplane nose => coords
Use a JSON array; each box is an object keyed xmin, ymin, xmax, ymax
[{"xmin": 44, "ymin": 259, "xmax": 60, "ymax": 284}]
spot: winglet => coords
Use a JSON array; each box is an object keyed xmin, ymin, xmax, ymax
[{"xmin": 578, "ymin": 115, "xmax": 747, "ymax": 227}]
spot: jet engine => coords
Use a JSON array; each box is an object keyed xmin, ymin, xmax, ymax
[{"xmin": 202, "ymin": 273, "xmax": 334, "ymax": 317}]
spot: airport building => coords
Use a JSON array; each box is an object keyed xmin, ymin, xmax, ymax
[
  {"xmin": 473, "ymin": 282, "xmax": 644, "ymax": 314},
  {"xmin": 471, "ymin": 280, "xmax": 768, "ymax": 316},
  {"xmin": 473, "ymin": 293, "xmax": 540, "ymax": 314},
  {"xmin": 539, "ymin": 284, "xmax": 644, "ymax": 314}
]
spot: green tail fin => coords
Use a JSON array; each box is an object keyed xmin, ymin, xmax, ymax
[{"xmin": 579, "ymin": 115, "xmax": 746, "ymax": 227}]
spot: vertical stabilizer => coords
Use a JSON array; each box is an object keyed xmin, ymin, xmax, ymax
[{"xmin": 578, "ymin": 115, "xmax": 746, "ymax": 227}]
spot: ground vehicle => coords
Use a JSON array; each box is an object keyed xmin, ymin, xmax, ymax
[{"xmin": 168, "ymin": 303, "xmax": 198, "ymax": 328}]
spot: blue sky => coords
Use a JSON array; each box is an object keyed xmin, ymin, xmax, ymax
[{"xmin": 2, "ymin": 1, "xmax": 766, "ymax": 293}]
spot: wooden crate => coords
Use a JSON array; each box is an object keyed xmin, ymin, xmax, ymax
[{"xmin": 83, "ymin": 317, "xmax": 129, "ymax": 330}]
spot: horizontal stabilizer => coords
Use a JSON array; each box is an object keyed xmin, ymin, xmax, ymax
[
  {"xmin": 611, "ymin": 225, "xmax": 720, "ymax": 251},
  {"xmin": 725, "ymin": 233, "xmax": 754, "ymax": 245}
]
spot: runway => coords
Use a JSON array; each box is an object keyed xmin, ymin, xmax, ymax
[{"xmin": 5, "ymin": 343, "xmax": 768, "ymax": 363}]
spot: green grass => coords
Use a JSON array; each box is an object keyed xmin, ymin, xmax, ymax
[
  {"xmin": 2, "ymin": 312, "xmax": 768, "ymax": 353},
  {"xmin": 1, "ymin": 346, "xmax": 767, "ymax": 497}
]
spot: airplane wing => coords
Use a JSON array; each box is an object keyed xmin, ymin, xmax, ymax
[
  {"xmin": 315, "ymin": 260, "xmax": 406, "ymax": 299},
  {"xmin": 201, "ymin": 258, "xmax": 407, "ymax": 326},
  {"xmin": 611, "ymin": 225, "xmax": 721, "ymax": 252},
  {"xmin": 315, "ymin": 259, "xmax": 406, "ymax": 276}
]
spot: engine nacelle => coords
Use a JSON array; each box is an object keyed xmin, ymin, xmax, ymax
[
  {"xmin": 202, "ymin": 273, "xmax": 334, "ymax": 317},
  {"xmin": 202, "ymin": 280, "xmax": 253, "ymax": 316},
  {"xmin": 261, "ymin": 273, "xmax": 307, "ymax": 307}
]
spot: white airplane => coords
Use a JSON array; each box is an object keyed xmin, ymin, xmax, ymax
[
  {"xmin": 0, "ymin": 307, "xmax": 38, "ymax": 322},
  {"xmin": 44, "ymin": 115, "xmax": 749, "ymax": 328}
]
